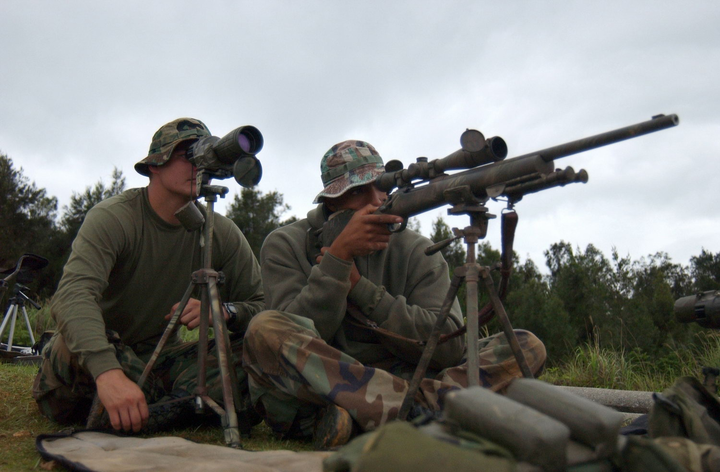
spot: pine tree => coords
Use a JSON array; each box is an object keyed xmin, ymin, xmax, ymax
[{"xmin": 226, "ymin": 188, "xmax": 297, "ymax": 259}]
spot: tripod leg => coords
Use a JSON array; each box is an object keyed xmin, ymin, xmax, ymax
[
  {"xmin": 219, "ymin": 304, "xmax": 242, "ymax": 413},
  {"xmin": 207, "ymin": 278, "xmax": 241, "ymax": 448},
  {"xmin": 195, "ymin": 282, "xmax": 210, "ymax": 406},
  {"xmin": 0, "ymin": 303, "xmax": 14, "ymax": 343},
  {"xmin": 21, "ymin": 306, "xmax": 36, "ymax": 346},
  {"xmin": 85, "ymin": 394, "xmax": 108, "ymax": 430},
  {"xmin": 6, "ymin": 305, "xmax": 19, "ymax": 351},
  {"xmin": 479, "ymin": 267, "xmax": 533, "ymax": 379},
  {"xmin": 137, "ymin": 281, "xmax": 195, "ymax": 389},
  {"xmin": 465, "ymin": 264, "xmax": 481, "ymax": 387},
  {"xmin": 398, "ymin": 273, "xmax": 463, "ymax": 420}
]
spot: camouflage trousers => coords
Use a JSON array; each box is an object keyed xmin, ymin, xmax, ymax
[
  {"xmin": 243, "ymin": 310, "xmax": 546, "ymax": 436},
  {"xmin": 32, "ymin": 330, "xmax": 251, "ymax": 427}
]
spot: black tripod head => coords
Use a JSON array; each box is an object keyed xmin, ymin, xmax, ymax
[
  {"xmin": 1, "ymin": 254, "xmax": 48, "ymax": 298},
  {"xmin": 9, "ymin": 283, "xmax": 42, "ymax": 309}
]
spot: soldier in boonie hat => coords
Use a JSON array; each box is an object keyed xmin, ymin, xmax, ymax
[
  {"xmin": 33, "ymin": 116, "xmax": 266, "ymax": 434},
  {"xmin": 313, "ymin": 140, "xmax": 385, "ymax": 203},
  {"xmin": 134, "ymin": 118, "xmax": 211, "ymax": 177},
  {"xmin": 240, "ymin": 135, "xmax": 547, "ymax": 448}
]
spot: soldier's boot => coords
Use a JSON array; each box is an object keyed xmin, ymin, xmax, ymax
[
  {"xmin": 312, "ymin": 404, "xmax": 355, "ymax": 450},
  {"xmin": 142, "ymin": 389, "xmax": 196, "ymax": 433},
  {"xmin": 86, "ymin": 389, "xmax": 194, "ymax": 433},
  {"xmin": 237, "ymin": 394, "xmax": 264, "ymax": 437},
  {"xmin": 406, "ymin": 403, "xmax": 441, "ymax": 424}
]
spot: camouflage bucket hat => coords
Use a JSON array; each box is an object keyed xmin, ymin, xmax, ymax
[
  {"xmin": 134, "ymin": 118, "xmax": 211, "ymax": 176},
  {"xmin": 313, "ymin": 140, "xmax": 385, "ymax": 203}
]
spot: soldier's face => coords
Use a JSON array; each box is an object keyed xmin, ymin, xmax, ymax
[
  {"xmin": 152, "ymin": 141, "xmax": 197, "ymax": 199},
  {"xmin": 326, "ymin": 183, "xmax": 387, "ymax": 212}
]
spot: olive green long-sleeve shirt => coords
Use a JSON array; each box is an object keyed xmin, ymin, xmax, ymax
[
  {"xmin": 51, "ymin": 188, "xmax": 264, "ymax": 379},
  {"xmin": 259, "ymin": 205, "xmax": 465, "ymax": 368}
]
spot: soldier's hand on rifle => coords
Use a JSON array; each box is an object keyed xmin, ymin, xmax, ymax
[
  {"xmin": 165, "ymin": 297, "xmax": 230, "ymax": 330},
  {"xmin": 327, "ymin": 204, "xmax": 402, "ymax": 261},
  {"xmin": 95, "ymin": 368, "xmax": 149, "ymax": 433}
]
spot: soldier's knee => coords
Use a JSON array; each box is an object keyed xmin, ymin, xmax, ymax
[
  {"xmin": 247, "ymin": 310, "xmax": 285, "ymax": 338},
  {"xmin": 245, "ymin": 310, "xmax": 292, "ymax": 355},
  {"xmin": 514, "ymin": 329, "xmax": 547, "ymax": 373},
  {"xmin": 245, "ymin": 310, "xmax": 321, "ymax": 358},
  {"xmin": 247, "ymin": 310, "xmax": 317, "ymax": 338},
  {"xmin": 515, "ymin": 329, "xmax": 545, "ymax": 352},
  {"xmin": 34, "ymin": 386, "xmax": 93, "ymax": 424}
]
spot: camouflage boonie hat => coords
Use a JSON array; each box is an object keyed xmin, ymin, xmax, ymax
[
  {"xmin": 134, "ymin": 118, "xmax": 211, "ymax": 176},
  {"xmin": 313, "ymin": 140, "xmax": 385, "ymax": 203}
]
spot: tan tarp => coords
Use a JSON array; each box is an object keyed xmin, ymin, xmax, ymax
[{"xmin": 39, "ymin": 431, "xmax": 330, "ymax": 472}]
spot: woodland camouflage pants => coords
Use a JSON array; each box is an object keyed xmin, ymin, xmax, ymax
[
  {"xmin": 32, "ymin": 330, "xmax": 252, "ymax": 427},
  {"xmin": 242, "ymin": 310, "xmax": 546, "ymax": 436}
]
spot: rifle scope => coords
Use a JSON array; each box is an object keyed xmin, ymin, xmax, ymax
[{"xmin": 375, "ymin": 130, "xmax": 507, "ymax": 192}]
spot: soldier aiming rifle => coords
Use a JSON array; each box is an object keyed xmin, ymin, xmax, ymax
[{"xmin": 243, "ymin": 113, "xmax": 678, "ymax": 450}]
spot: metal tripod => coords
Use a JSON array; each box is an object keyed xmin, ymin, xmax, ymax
[
  {"xmin": 0, "ymin": 283, "xmax": 41, "ymax": 352},
  {"xmin": 398, "ymin": 189, "xmax": 533, "ymax": 419},
  {"xmin": 140, "ymin": 183, "xmax": 242, "ymax": 447}
]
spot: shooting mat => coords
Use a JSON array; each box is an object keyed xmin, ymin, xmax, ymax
[{"xmin": 37, "ymin": 431, "xmax": 330, "ymax": 472}]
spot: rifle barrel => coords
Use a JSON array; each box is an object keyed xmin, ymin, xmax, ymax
[{"xmin": 514, "ymin": 114, "xmax": 679, "ymax": 163}]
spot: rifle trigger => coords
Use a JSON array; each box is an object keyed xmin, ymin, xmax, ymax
[{"xmin": 388, "ymin": 219, "xmax": 407, "ymax": 233}]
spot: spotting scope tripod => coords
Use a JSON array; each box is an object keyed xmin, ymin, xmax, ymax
[{"xmin": 0, "ymin": 254, "xmax": 48, "ymax": 353}]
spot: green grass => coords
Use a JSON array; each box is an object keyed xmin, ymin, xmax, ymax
[
  {"xmin": 1, "ymin": 363, "xmax": 61, "ymax": 471},
  {"xmin": 542, "ymin": 331, "xmax": 720, "ymax": 392}
]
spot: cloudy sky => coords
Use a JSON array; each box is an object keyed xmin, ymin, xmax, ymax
[{"xmin": 1, "ymin": 1, "xmax": 718, "ymax": 272}]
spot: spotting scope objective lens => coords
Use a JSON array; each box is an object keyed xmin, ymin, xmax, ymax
[
  {"xmin": 237, "ymin": 134, "xmax": 251, "ymax": 153},
  {"xmin": 214, "ymin": 126, "xmax": 264, "ymax": 164}
]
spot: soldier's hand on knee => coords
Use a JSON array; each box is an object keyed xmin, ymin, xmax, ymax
[{"xmin": 96, "ymin": 369, "xmax": 149, "ymax": 433}]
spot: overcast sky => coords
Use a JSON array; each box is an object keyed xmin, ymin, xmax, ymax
[{"xmin": 1, "ymin": 1, "xmax": 718, "ymax": 272}]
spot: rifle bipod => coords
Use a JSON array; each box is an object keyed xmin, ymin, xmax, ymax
[
  {"xmin": 86, "ymin": 185, "xmax": 243, "ymax": 448},
  {"xmin": 397, "ymin": 201, "xmax": 533, "ymax": 420}
]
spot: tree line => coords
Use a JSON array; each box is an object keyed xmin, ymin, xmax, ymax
[
  {"xmin": 2, "ymin": 152, "xmax": 719, "ymax": 364},
  {"xmin": 428, "ymin": 216, "xmax": 719, "ymax": 362}
]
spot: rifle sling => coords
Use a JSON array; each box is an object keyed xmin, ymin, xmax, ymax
[{"xmin": 345, "ymin": 302, "xmax": 425, "ymax": 347}]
